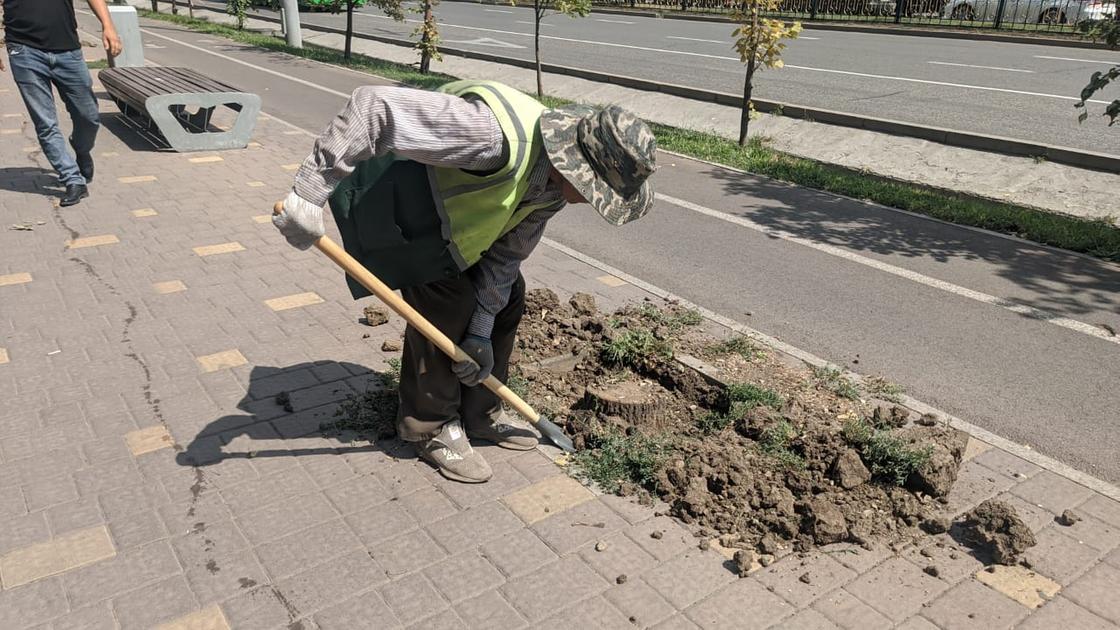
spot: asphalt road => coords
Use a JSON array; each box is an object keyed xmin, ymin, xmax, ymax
[
  {"xmin": 81, "ymin": 12, "xmax": 1120, "ymax": 483},
  {"xmin": 190, "ymin": 0, "xmax": 1120, "ymax": 156}
]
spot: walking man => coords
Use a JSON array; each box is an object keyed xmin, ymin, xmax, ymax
[
  {"xmin": 1, "ymin": 0, "xmax": 122, "ymax": 206},
  {"xmin": 274, "ymin": 81, "xmax": 656, "ymax": 482}
]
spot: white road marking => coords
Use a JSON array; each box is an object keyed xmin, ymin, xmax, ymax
[
  {"xmin": 515, "ymin": 20, "xmax": 551, "ymax": 27},
  {"xmin": 351, "ymin": 13, "xmax": 1109, "ymax": 104},
  {"xmin": 799, "ymin": 36, "xmax": 821, "ymax": 40},
  {"xmin": 928, "ymin": 61, "xmax": 1034, "ymax": 73},
  {"xmin": 596, "ymin": 18, "xmax": 634, "ymax": 24},
  {"xmin": 445, "ymin": 37, "xmax": 525, "ymax": 49},
  {"xmin": 667, "ymin": 36, "xmax": 727, "ymax": 44},
  {"xmin": 656, "ymin": 193, "xmax": 1120, "ymax": 347},
  {"xmin": 484, "ymin": 8, "xmax": 513, "ymax": 12},
  {"xmin": 1035, "ymin": 55, "xmax": 1120, "ymax": 65}
]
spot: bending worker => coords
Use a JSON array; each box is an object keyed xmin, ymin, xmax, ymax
[{"xmin": 273, "ymin": 81, "xmax": 656, "ymax": 483}]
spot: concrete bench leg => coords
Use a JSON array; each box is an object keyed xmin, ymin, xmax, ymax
[{"xmin": 145, "ymin": 92, "xmax": 261, "ymax": 152}]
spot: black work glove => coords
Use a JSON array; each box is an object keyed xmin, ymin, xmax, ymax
[{"xmin": 452, "ymin": 334, "xmax": 494, "ymax": 386}]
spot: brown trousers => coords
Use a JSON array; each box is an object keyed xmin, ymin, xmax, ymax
[{"xmin": 396, "ymin": 273, "xmax": 526, "ymax": 442}]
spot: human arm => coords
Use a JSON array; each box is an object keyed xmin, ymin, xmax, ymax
[{"xmin": 86, "ymin": 0, "xmax": 122, "ymax": 57}]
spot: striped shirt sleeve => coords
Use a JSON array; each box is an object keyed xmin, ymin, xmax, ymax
[{"xmin": 292, "ymin": 85, "xmax": 507, "ymax": 207}]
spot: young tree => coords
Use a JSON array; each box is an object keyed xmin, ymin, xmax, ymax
[
  {"xmin": 414, "ymin": 0, "xmax": 441, "ymax": 74},
  {"xmin": 1076, "ymin": 17, "xmax": 1119, "ymax": 126},
  {"xmin": 313, "ymin": 0, "xmax": 404, "ymax": 61},
  {"xmin": 226, "ymin": 0, "xmax": 251, "ymax": 29},
  {"xmin": 731, "ymin": 0, "xmax": 800, "ymax": 146},
  {"xmin": 529, "ymin": 0, "xmax": 590, "ymax": 98}
]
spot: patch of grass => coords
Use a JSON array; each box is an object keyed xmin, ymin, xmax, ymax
[
  {"xmin": 571, "ymin": 429, "xmax": 668, "ymax": 493},
  {"xmin": 812, "ymin": 366, "xmax": 861, "ymax": 401},
  {"xmin": 384, "ymin": 357, "xmax": 402, "ymax": 388},
  {"xmin": 843, "ymin": 418, "xmax": 932, "ymax": 485},
  {"xmin": 863, "ymin": 376, "xmax": 905, "ymax": 403},
  {"xmin": 706, "ymin": 335, "xmax": 766, "ymax": 361},
  {"xmin": 651, "ymin": 124, "xmax": 1120, "ymax": 263},
  {"xmin": 727, "ymin": 382, "xmax": 784, "ymax": 411},
  {"xmin": 322, "ymin": 359, "xmax": 402, "ymax": 440},
  {"xmin": 506, "ymin": 371, "xmax": 530, "ymax": 400},
  {"xmin": 144, "ymin": 9, "xmax": 1120, "ymax": 263},
  {"xmin": 86, "ymin": 59, "xmax": 109, "ymax": 69},
  {"xmin": 758, "ymin": 420, "xmax": 805, "ymax": 469},
  {"xmin": 601, "ymin": 329, "xmax": 672, "ymax": 368},
  {"xmin": 637, "ymin": 303, "xmax": 703, "ymax": 331},
  {"xmin": 697, "ymin": 410, "xmax": 733, "ymax": 435}
]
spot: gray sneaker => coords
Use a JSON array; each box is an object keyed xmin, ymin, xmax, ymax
[
  {"xmin": 467, "ymin": 410, "xmax": 539, "ymax": 451},
  {"xmin": 417, "ymin": 420, "xmax": 493, "ymax": 483}
]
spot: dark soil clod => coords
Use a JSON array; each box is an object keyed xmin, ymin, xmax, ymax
[
  {"xmin": 1058, "ymin": 510, "xmax": 1081, "ymax": 527},
  {"xmin": 274, "ymin": 391, "xmax": 293, "ymax": 413},
  {"xmin": 956, "ymin": 499, "xmax": 1037, "ymax": 565},
  {"xmin": 923, "ymin": 565, "xmax": 940, "ymax": 578},
  {"xmin": 362, "ymin": 306, "xmax": 389, "ymax": 327}
]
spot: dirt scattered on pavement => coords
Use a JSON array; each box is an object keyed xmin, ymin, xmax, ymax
[
  {"xmin": 512, "ymin": 290, "xmax": 975, "ymax": 556},
  {"xmin": 362, "ymin": 305, "xmax": 389, "ymax": 327},
  {"xmin": 1058, "ymin": 509, "xmax": 1081, "ymax": 526},
  {"xmin": 956, "ymin": 499, "xmax": 1037, "ymax": 565}
]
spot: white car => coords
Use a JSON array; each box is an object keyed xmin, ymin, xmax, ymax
[{"xmin": 942, "ymin": 0, "xmax": 1115, "ymax": 23}]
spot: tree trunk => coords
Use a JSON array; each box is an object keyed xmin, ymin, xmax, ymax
[
  {"xmin": 188, "ymin": 0, "xmax": 194, "ymax": 18},
  {"xmin": 739, "ymin": 53, "xmax": 756, "ymax": 146},
  {"xmin": 171, "ymin": 0, "xmax": 178, "ymax": 15},
  {"xmin": 535, "ymin": 4, "xmax": 543, "ymax": 98},
  {"xmin": 151, "ymin": 0, "xmax": 158, "ymax": 12},
  {"xmin": 420, "ymin": 0, "xmax": 433, "ymax": 73},
  {"xmin": 345, "ymin": 0, "xmax": 354, "ymax": 60}
]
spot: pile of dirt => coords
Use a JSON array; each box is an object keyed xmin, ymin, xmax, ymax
[
  {"xmin": 513, "ymin": 290, "xmax": 972, "ymax": 555},
  {"xmin": 955, "ymin": 499, "xmax": 1037, "ymax": 565}
]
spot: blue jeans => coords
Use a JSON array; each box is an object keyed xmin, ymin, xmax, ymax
[{"xmin": 7, "ymin": 44, "xmax": 100, "ymax": 186}]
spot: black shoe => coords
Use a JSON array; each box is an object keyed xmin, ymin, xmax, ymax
[
  {"xmin": 77, "ymin": 153, "xmax": 94, "ymax": 183},
  {"xmin": 60, "ymin": 184, "xmax": 89, "ymax": 207}
]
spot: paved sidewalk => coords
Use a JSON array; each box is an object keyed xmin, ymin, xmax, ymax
[{"xmin": 0, "ymin": 58, "xmax": 1118, "ymax": 629}]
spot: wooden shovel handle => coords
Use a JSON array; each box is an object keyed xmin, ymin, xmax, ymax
[{"xmin": 273, "ymin": 201, "xmax": 541, "ymax": 424}]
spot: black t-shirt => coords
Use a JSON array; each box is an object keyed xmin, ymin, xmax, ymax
[{"xmin": 2, "ymin": 0, "xmax": 81, "ymax": 52}]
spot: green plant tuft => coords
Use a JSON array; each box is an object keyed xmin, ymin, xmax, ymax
[
  {"xmin": 812, "ymin": 366, "xmax": 860, "ymax": 400},
  {"xmin": 727, "ymin": 382, "xmax": 784, "ymax": 411},
  {"xmin": 706, "ymin": 335, "xmax": 766, "ymax": 361},
  {"xmin": 571, "ymin": 430, "xmax": 668, "ymax": 493},
  {"xmin": 601, "ymin": 329, "xmax": 672, "ymax": 367},
  {"xmin": 843, "ymin": 418, "xmax": 932, "ymax": 485},
  {"xmin": 758, "ymin": 420, "xmax": 805, "ymax": 469}
]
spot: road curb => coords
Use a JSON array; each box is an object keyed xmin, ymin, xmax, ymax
[
  {"xmin": 541, "ymin": 237, "xmax": 1120, "ymax": 503},
  {"xmin": 220, "ymin": 5, "xmax": 1119, "ymax": 173},
  {"xmin": 442, "ymin": 0, "xmax": 1115, "ymax": 49}
]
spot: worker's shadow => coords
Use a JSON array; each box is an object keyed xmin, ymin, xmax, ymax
[{"xmin": 176, "ymin": 360, "xmax": 410, "ymax": 468}]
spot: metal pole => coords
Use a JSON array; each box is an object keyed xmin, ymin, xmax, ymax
[
  {"xmin": 992, "ymin": 0, "xmax": 1006, "ymax": 28},
  {"xmin": 280, "ymin": 0, "xmax": 302, "ymax": 48},
  {"xmin": 893, "ymin": 0, "xmax": 903, "ymax": 23}
]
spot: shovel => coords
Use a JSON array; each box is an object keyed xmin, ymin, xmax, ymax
[{"xmin": 273, "ymin": 202, "xmax": 576, "ymax": 453}]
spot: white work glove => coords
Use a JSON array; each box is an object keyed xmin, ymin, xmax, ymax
[{"xmin": 272, "ymin": 191, "xmax": 325, "ymax": 250}]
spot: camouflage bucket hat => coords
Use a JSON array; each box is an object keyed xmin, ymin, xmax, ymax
[{"xmin": 540, "ymin": 104, "xmax": 656, "ymax": 225}]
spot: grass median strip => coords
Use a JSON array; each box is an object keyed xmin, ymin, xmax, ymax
[{"xmin": 140, "ymin": 9, "xmax": 1120, "ymax": 262}]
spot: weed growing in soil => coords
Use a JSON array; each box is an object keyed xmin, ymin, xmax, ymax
[
  {"xmin": 759, "ymin": 420, "xmax": 806, "ymax": 469},
  {"xmin": 637, "ymin": 304, "xmax": 703, "ymax": 330},
  {"xmin": 812, "ymin": 366, "xmax": 861, "ymax": 400},
  {"xmin": 727, "ymin": 382, "xmax": 784, "ymax": 411},
  {"xmin": 321, "ymin": 360, "xmax": 401, "ymax": 440},
  {"xmin": 572, "ymin": 429, "xmax": 668, "ymax": 493},
  {"xmin": 864, "ymin": 376, "xmax": 905, "ymax": 403},
  {"xmin": 602, "ymin": 329, "xmax": 672, "ymax": 368},
  {"xmin": 698, "ymin": 411, "xmax": 734, "ymax": 435},
  {"xmin": 843, "ymin": 417, "xmax": 932, "ymax": 485},
  {"xmin": 506, "ymin": 372, "xmax": 530, "ymax": 400},
  {"xmin": 706, "ymin": 336, "xmax": 766, "ymax": 361}
]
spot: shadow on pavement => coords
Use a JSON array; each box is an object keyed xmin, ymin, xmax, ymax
[
  {"xmin": 707, "ymin": 166, "xmax": 1120, "ymax": 321},
  {"xmin": 0, "ymin": 166, "xmax": 62, "ymax": 198},
  {"xmin": 176, "ymin": 360, "xmax": 411, "ymax": 468}
]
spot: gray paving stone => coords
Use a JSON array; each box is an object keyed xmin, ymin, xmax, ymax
[
  {"xmin": 941, "ymin": 461, "xmax": 1016, "ymax": 517},
  {"xmin": 50, "ymin": 602, "xmax": 116, "ymax": 630},
  {"xmin": 842, "ymin": 557, "xmax": 949, "ymax": 623},
  {"xmin": 508, "ymin": 450, "xmax": 562, "ymax": 483},
  {"xmin": 424, "ymin": 551, "xmax": 506, "ymax": 603},
  {"xmin": 73, "ymin": 456, "xmax": 145, "ymax": 497},
  {"xmin": 22, "ymin": 475, "xmax": 78, "ymax": 513},
  {"xmin": 1022, "ymin": 526, "xmax": 1103, "ymax": 584},
  {"xmin": 314, "ymin": 589, "xmax": 402, "ymax": 629},
  {"xmin": 1079, "ymin": 495, "xmax": 1120, "ymax": 528},
  {"xmin": 812, "ymin": 588, "xmax": 894, "ymax": 629},
  {"xmin": 625, "ymin": 515, "xmax": 696, "ymax": 562},
  {"xmin": 107, "ymin": 508, "xmax": 168, "ymax": 550},
  {"xmin": 156, "ymin": 490, "xmax": 232, "ymax": 536},
  {"xmin": 900, "ymin": 537, "xmax": 986, "ymax": 585},
  {"xmin": 374, "ymin": 528, "xmax": 450, "ymax": 578},
  {"xmin": 1016, "ymin": 596, "xmax": 1118, "ymax": 630},
  {"xmin": 455, "ymin": 589, "xmax": 527, "ymax": 630},
  {"xmin": 63, "ymin": 540, "xmax": 182, "ymax": 608},
  {"xmin": 379, "ymin": 572, "xmax": 449, "ymax": 627},
  {"xmin": 536, "ymin": 595, "xmax": 633, "ymax": 630},
  {"xmin": 756, "ymin": 552, "xmax": 858, "ymax": 608},
  {"xmin": 578, "ymin": 530, "xmax": 659, "ymax": 581},
  {"xmin": 323, "ymin": 473, "xmax": 391, "ymax": 515},
  {"xmin": 0, "ymin": 484, "xmax": 27, "ymax": 519},
  {"xmin": 439, "ymin": 461, "xmax": 530, "ymax": 510},
  {"xmin": 771, "ymin": 608, "xmax": 840, "ymax": 630},
  {"xmin": 375, "ymin": 460, "xmax": 434, "ymax": 498},
  {"xmin": 221, "ymin": 585, "xmax": 304, "ymax": 630},
  {"xmin": 531, "ymin": 499, "xmax": 629, "ymax": 556},
  {"xmin": 992, "ymin": 492, "xmax": 1059, "ymax": 533},
  {"xmin": 603, "ymin": 579, "xmax": 677, "ymax": 629},
  {"xmin": 501, "ymin": 556, "xmax": 609, "ymax": 622},
  {"xmin": 273, "ymin": 549, "xmax": 386, "ymax": 617},
  {"xmin": 255, "ymin": 518, "xmax": 363, "ymax": 580},
  {"xmin": 170, "ymin": 520, "xmax": 249, "ymax": 570},
  {"xmin": 0, "ymin": 577, "xmax": 67, "ymax": 629},
  {"xmin": 973, "ymin": 448, "xmax": 1043, "ymax": 481},
  {"xmin": 652, "ymin": 615, "xmax": 701, "ymax": 630},
  {"xmin": 110, "ymin": 575, "xmax": 199, "ymax": 630},
  {"xmin": 480, "ymin": 527, "xmax": 558, "ymax": 579},
  {"xmin": 346, "ymin": 499, "xmax": 418, "ymax": 547},
  {"xmin": 299, "ymin": 451, "xmax": 359, "ymax": 489},
  {"xmin": 921, "ymin": 579, "xmax": 1029, "ymax": 629},
  {"xmin": 684, "ymin": 577, "xmax": 795, "ymax": 630},
  {"xmin": 428, "ymin": 501, "xmax": 524, "ymax": 552},
  {"xmin": 183, "ymin": 547, "xmax": 269, "ymax": 605},
  {"xmin": 895, "ymin": 616, "xmax": 941, "ymax": 630},
  {"xmin": 597, "ymin": 492, "xmax": 659, "ymax": 526},
  {"xmin": 1063, "ymin": 561, "xmax": 1120, "ymax": 623},
  {"xmin": 218, "ymin": 466, "xmax": 317, "ymax": 516},
  {"xmin": 398, "ymin": 487, "xmax": 458, "ymax": 525},
  {"xmin": 236, "ymin": 490, "xmax": 339, "ymax": 545},
  {"xmin": 644, "ymin": 551, "xmax": 737, "ymax": 610},
  {"xmin": 1056, "ymin": 513, "xmax": 1120, "ymax": 553},
  {"xmin": 1010, "ymin": 472, "xmax": 1096, "ymax": 516}
]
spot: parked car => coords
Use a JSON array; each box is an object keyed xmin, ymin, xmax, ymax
[{"xmin": 941, "ymin": 0, "xmax": 1115, "ymax": 23}]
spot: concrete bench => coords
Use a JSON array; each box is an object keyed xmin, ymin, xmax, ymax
[{"xmin": 100, "ymin": 66, "xmax": 261, "ymax": 152}]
